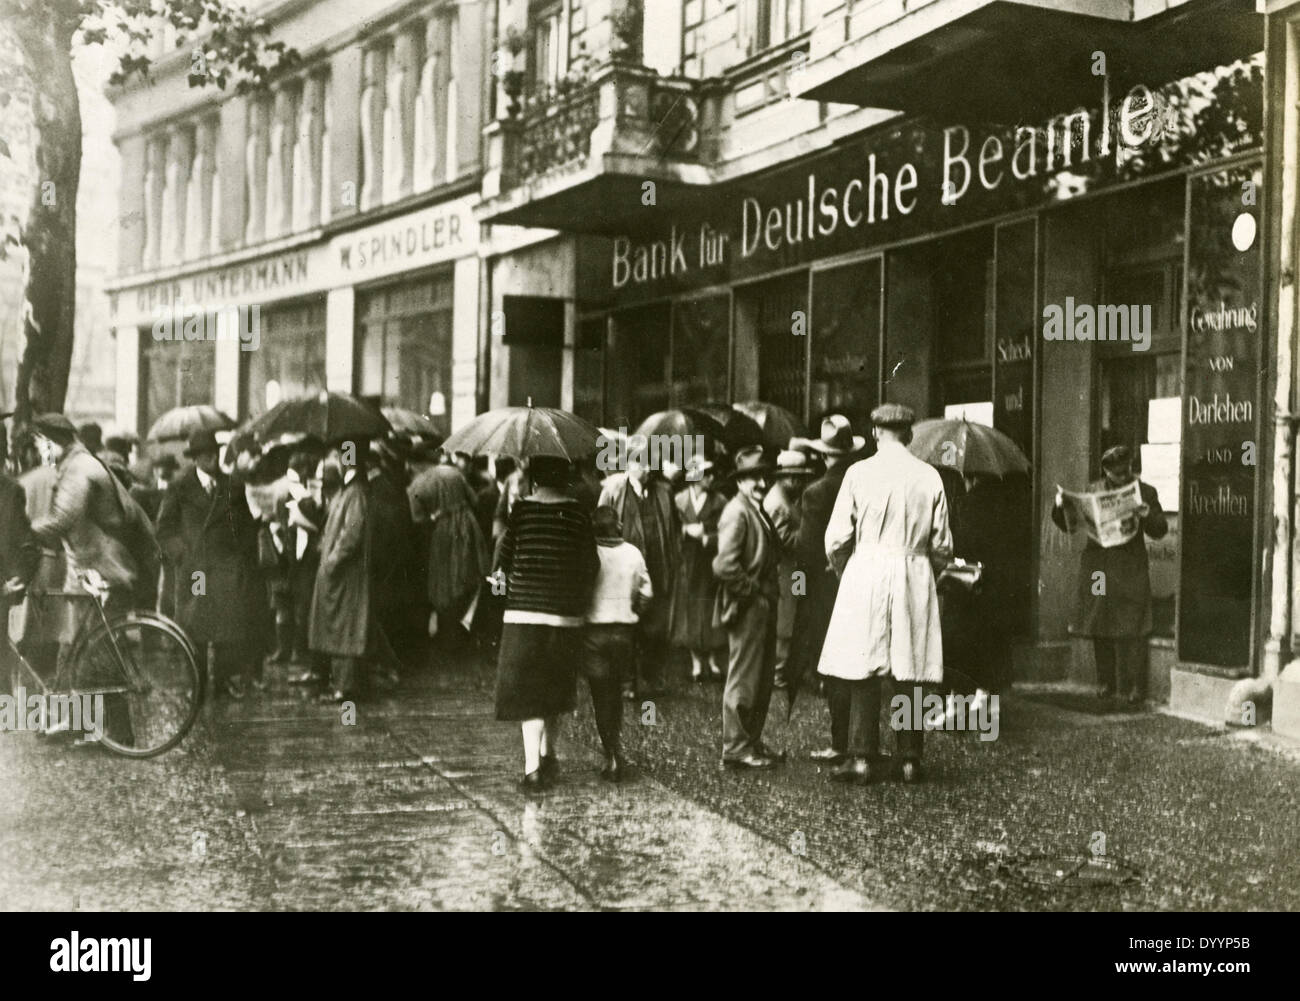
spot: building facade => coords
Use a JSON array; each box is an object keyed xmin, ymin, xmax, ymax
[
  {"xmin": 107, "ymin": 0, "xmax": 491, "ymax": 440},
  {"xmin": 476, "ymin": 0, "xmax": 1272, "ymax": 725}
]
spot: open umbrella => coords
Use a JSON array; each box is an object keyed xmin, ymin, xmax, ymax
[
  {"xmin": 382, "ymin": 407, "xmax": 440, "ymax": 436},
  {"xmin": 146, "ymin": 404, "xmax": 235, "ymax": 443},
  {"xmin": 634, "ymin": 408, "xmax": 725, "ymax": 446},
  {"xmin": 243, "ymin": 390, "xmax": 391, "ymax": 444},
  {"xmin": 909, "ymin": 418, "xmax": 1030, "ymax": 477},
  {"xmin": 688, "ymin": 402, "xmax": 764, "ymax": 454},
  {"xmin": 441, "ymin": 403, "xmax": 602, "ymax": 461},
  {"xmin": 733, "ymin": 400, "xmax": 806, "ymax": 453}
]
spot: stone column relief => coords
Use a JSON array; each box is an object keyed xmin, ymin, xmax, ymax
[
  {"xmin": 382, "ymin": 32, "xmax": 413, "ymax": 204},
  {"xmin": 320, "ymin": 73, "xmax": 333, "ymax": 224},
  {"xmin": 445, "ymin": 12, "xmax": 459, "ymax": 183},
  {"xmin": 360, "ymin": 45, "xmax": 386, "ymax": 212},
  {"xmin": 414, "ymin": 17, "xmax": 438, "ymax": 194},
  {"xmin": 186, "ymin": 118, "xmax": 217, "ymax": 260},
  {"xmin": 245, "ymin": 96, "xmax": 270, "ymax": 244},
  {"xmin": 266, "ymin": 86, "xmax": 296, "ymax": 238},
  {"xmin": 294, "ymin": 74, "xmax": 324, "ymax": 232},
  {"xmin": 142, "ymin": 136, "xmax": 165, "ymax": 270},
  {"xmin": 161, "ymin": 127, "xmax": 190, "ymax": 262}
]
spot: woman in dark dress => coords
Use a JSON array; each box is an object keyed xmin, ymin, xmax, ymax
[{"xmin": 494, "ymin": 455, "xmax": 600, "ymax": 791}]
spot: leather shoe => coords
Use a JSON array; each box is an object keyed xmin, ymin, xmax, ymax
[
  {"xmin": 539, "ymin": 754, "xmax": 560, "ymax": 780},
  {"xmin": 519, "ymin": 770, "xmax": 547, "ymax": 793},
  {"xmin": 809, "ymin": 747, "xmax": 844, "ymax": 763},
  {"xmin": 288, "ymin": 670, "xmax": 324, "ymax": 685},
  {"xmin": 599, "ymin": 754, "xmax": 625, "ymax": 783},
  {"xmin": 900, "ymin": 760, "xmax": 924, "ymax": 784},
  {"xmin": 830, "ymin": 757, "xmax": 870, "ymax": 783},
  {"xmin": 754, "ymin": 742, "xmax": 786, "ymax": 763},
  {"xmin": 722, "ymin": 753, "xmax": 775, "ymax": 771}
]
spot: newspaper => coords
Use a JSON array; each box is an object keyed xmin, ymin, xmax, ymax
[{"xmin": 1057, "ymin": 479, "xmax": 1144, "ymax": 548}]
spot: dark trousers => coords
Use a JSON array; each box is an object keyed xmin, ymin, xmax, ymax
[
  {"xmin": 331, "ymin": 619, "xmax": 399, "ymax": 696},
  {"xmin": 582, "ymin": 623, "xmax": 631, "ymax": 756},
  {"xmin": 722, "ymin": 596, "xmax": 777, "ymax": 759},
  {"xmin": 825, "ymin": 676, "xmax": 924, "ymax": 762},
  {"xmin": 633, "ymin": 631, "xmax": 669, "ymax": 694},
  {"xmin": 1093, "ymin": 636, "xmax": 1148, "ymax": 700}
]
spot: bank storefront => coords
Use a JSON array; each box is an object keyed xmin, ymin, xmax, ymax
[
  {"xmin": 109, "ymin": 193, "xmax": 481, "ymax": 441},
  {"xmin": 567, "ymin": 53, "xmax": 1265, "ymax": 708}
]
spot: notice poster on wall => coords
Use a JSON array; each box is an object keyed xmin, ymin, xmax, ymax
[{"xmin": 1178, "ymin": 164, "xmax": 1262, "ymax": 668}]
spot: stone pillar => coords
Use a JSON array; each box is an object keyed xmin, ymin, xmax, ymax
[
  {"xmin": 213, "ymin": 322, "xmax": 241, "ymax": 419},
  {"xmin": 445, "ymin": 11, "xmax": 459, "ymax": 183},
  {"xmin": 359, "ymin": 46, "xmax": 386, "ymax": 211},
  {"xmin": 115, "ymin": 325, "xmax": 141, "ymax": 436},
  {"xmin": 294, "ymin": 75, "xmax": 324, "ymax": 231},
  {"xmin": 185, "ymin": 118, "xmax": 216, "ymax": 260},
  {"xmin": 117, "ymin": 133, "xmax": 146, "ymax": 274},
  {"xmin": 326, "ymin": 286, "xmax": 356, "ymax": 392},
  {"xmin": 142, "ymin": 137, "xmax": 165, "ymax": 270},
  {"xmin": 452, "ymin": 254, "xmax": 480, "ymax": 430},
  {"xmin": 414, "ymin": 17, "xmax": 440, "ymax": 194},
  {"xmin": 266, "ymin": 86, "xmax": 296, "ymax": 238},
  {"xmin": 244, "ymin": 97, "xmax": 269, "ymax": 244},
  {"xmin": 384, "ymin": 27, "xmax": 417, "ymax": 202},
  {"xmin": 320, "ymin": 73, "xmax": 333, "ymax": 224},
  {"xmin": 217, "ymin": 98, "xmax": 247, "ymax": 251}
]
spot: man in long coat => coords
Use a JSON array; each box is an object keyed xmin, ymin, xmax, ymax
[
  {"xmin": 599, "ymin": 452, "xmax": 678, "ymax": 696},
  {"xmin": 818, "ymin": 404, "xmax": 952, "ymax": 785},
  {"xmin": 789, "ymin": 415, "xmax": 864, "ymax": 761},
  {"xmin": 1052, "ymin": 444, "xmax": 1167, "ymax": 705},
  {"xmin": 763, "ymin": 449, "xmax": 816, "ymax": 691},
  {"xmin": 309, "ymin": 449, "xmax": 374, "ymax": 702},
  {"xmin": 157, "ymin": 430, "xmax": 262, "ymax": 699},
  {"xmin": 713, "ymin": 446, "xmax": 782, "ymax": 770}
]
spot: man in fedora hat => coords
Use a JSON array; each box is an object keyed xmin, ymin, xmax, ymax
[
  {"xmin": 818, "ymin": 403, "xmax": 952, "ymax": 784},
  {"xmin": 789, "ymin": 415, "xmax": 865, "ymax": 763},
  {"xmin": 764, "ymin": 448, "xmax": 818, "ymax": 691},
  {"xmin": 157, "ymin": 429, "xmax": 263, "ymax": 699},
  {"xmin": 713, "ymin": 445, "xmax": 783, "ymax": 769}
]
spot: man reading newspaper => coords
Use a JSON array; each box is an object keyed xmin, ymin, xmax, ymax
[{"xmin": 1051, "ymin": 445, "xmax": 1167, "ymax": 706}]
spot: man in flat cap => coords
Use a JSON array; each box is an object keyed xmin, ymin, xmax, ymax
[
  {"xmin": 817, "ymin": 403, "xmax": 952, "ymax": 784},
  {"xmin": 1052, "ymin": 444, "xmax": 1167, "ymax": 706}
]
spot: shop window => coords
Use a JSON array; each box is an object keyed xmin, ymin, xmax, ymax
[
  {"xmin": 355, "ymin": 270, "xmax": 455, "ymax": 433},
  {"xmin": 734, "ymin": 272, "xmax": 807, "ymax": 420},
  {"xmin": 606, "ymin": 303, "xmax": 671, "ymax": 429},
  {"xmin": 934, "ymin": 229, "xmax": 994, "ymax": 367},
  {"xmin": 241, "ymin": 296, "xmax": 327, "ymax": 419},
  {"xmin": 574, "ymin": 316, "xmax": 605, "ymax": 426},
  {"xmin": 809, "ymin": 258, "xmax": 880, "ymax": 430},
  {"xmin": 140, "ymin": 335, "xmax": 216, "ymax": 435},
  {"xmin": 671, "ymin": 294, "xmax": 730, "ymax": 409}
]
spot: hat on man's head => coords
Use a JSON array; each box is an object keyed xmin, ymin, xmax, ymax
[
  {"xmin": 183, "ymin": 428, "xmax": 220, "ymax": 458},
  {"xmin": 32, "ymin": 412, "xmax": 77, "ymax": 445},
  {"xmin": 871, "ymin": 402, "xmax": 916, "ymax": 431},
  {"xmin": 804, "ymin": 414, "xmax": 866, "ymax": 456},
  {"xmin": 728, "ymin": 445, "xmax": 772, "ymax": 481},
  {"xmin": 78, "ymin": 422, "xmax": 103, "ymax": 452},
  {"xmin": 775, "ymin": 449, "xmax": 817, "ymax": 476},
  {"xmin": 1101, "ymin": 444, "xmax": 1133, "ymax": 469},
  {"xmin": 592, "ymin": 504, "xmax": 623, "ymax": 542}
]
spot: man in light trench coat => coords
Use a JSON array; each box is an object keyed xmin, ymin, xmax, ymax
[{"xmin": 817, "ymin": 403, "xmax": 953, "ymax": 785}]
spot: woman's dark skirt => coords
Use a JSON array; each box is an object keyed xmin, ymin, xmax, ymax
[{"xmin": 494, "ymin": 622, "xmax": 580, "ymax": 721}]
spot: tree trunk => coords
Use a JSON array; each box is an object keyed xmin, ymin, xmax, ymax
[{"xmin": 10, "ymin": 12, "xmax": 80, "ymax": 423}]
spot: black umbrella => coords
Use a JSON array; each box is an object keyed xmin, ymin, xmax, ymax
[
  {"xmin": 243, "ymin": 391, "xmax": 391, "ymax": 445},
  {"xmin": 688, "ymin": 402, "xmax": 764, "ymax": 455}
]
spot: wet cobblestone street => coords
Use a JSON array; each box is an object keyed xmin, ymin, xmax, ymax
[{"xmin": 2, "ymin": 647, "xmax": 1298, "ymax": 911}]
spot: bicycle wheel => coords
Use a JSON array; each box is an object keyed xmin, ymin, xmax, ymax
[{"xmin": 72, "ymin": 611, "xmax": 203, "ymax": 758}]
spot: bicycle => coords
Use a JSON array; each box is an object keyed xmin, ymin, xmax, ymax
[{"xmin": 3, "ymin": 570, "xmax": 204, "ymax": 757}]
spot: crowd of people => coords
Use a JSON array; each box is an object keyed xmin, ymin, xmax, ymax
[{"xmin": 1, "ymin": 401, "xmax": 1163, "ymax": 793}]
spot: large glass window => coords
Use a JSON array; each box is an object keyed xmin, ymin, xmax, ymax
[
  {"xmin": 606, "ymin": 303, "xmax": 671, "ymax": 430},
  {"xmin": 241, "ymin": 296, "xmax": 327, "ymax": 419},
  {"xmin": 671, "ymin": 293, "xmax": 730, "ymax": 408},
  {"xmin": 140, "ymin": 335, "xmax": 216, "ymax": 435},
  {"xmin": 734, "ymin": 272, "xmax": 807, "ymax": 420},
  {"xmin": 355, "ymin": 269, "xmax": 455, "ymax": 433},
  {"xmin": 810, "ymin": 258, "xmax": 880, "ymax": 429}
]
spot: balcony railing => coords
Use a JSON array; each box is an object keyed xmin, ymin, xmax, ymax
[{"xmin": 489, "ymin": 60, "xmax": 721, "ymax": 195}]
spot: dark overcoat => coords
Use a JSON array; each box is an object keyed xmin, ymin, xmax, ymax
[
  {"xmin": 786, "ymin": 462, "xmax": 848, "ymax": 680},
  {"xmin": 309, "ymin": 476, "xmax": 371, "ymax": 657},
  {"xmin": 156, "ymin": 467, "xmax": 261, "ymax": 644},
  {"xmin": 1052, "ymin": 477, "xmax": 1167, "ymax": 638}
]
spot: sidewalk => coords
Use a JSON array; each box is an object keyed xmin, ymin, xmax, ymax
[{"xmin": 0, "ymin": 661, "xmax": 875, "ymax": 911}]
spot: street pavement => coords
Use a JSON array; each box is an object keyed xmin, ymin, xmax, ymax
[
  {"xmin": 2, "ymin": 644, "xmax": 1298, "ymax": 911},
  {"xmin": 0, "ymin": 649, "xmax": 870, "ymax": 911}
]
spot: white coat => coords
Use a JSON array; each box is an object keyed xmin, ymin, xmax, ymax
[{"xmin": 816, "ymin": 439, "xmax": 953, "ymax": 682}]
